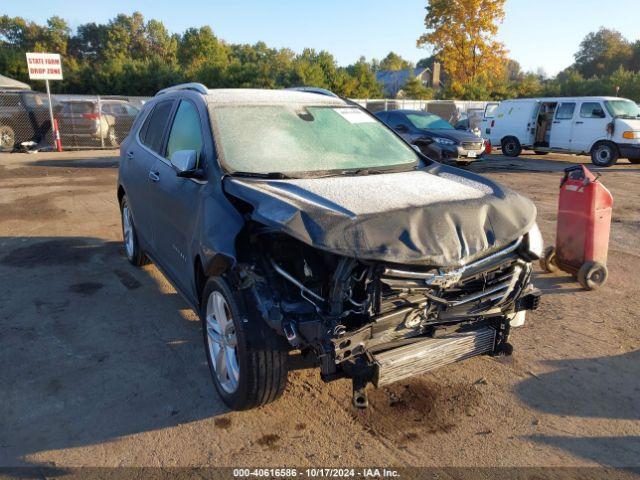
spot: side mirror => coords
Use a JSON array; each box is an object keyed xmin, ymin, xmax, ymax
[
  {"xmin": 170, "ymin": 149, "xmax": 198, "ymax": 172},
  {"xmin": 170, "ymin": 150, "xmax": 205, "ymax": 179}
]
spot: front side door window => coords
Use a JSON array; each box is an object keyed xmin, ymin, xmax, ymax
[
  {"xmin": 165, "ymin": 100, "xmax": 204, "ymax": 167},
  {"xmin": 573, "ymin": 101, "xmax": 609, "ymax": 152}
]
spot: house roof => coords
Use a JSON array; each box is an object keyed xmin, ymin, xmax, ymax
[
  {"xmin": 0, "ymin": 74, "xmax": 31, "ymax": 90},
  {"xmin": 375, "ymin": 67, "xmax": 430, "ymax": 87}
]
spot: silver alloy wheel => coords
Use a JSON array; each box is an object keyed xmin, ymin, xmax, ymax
[
  {"xmin": 122, "ymin": 205, "xmax": 134, "ymax": 259},
  {"xmin": 206, "ymin": 291, "xmax": 240, "ymax": 394}
]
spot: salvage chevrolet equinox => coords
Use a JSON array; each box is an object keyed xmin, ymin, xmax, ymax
[{"xmin": 117, "ymin": 83, "xmax": 542, "ymax": 410}]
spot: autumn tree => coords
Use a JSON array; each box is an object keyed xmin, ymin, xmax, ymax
[{"xmin": 416, "ymin": 0, "xmax": 508, "ymax": 89}]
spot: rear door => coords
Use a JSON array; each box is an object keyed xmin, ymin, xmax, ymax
[
  {"xmin": 122, "ymin": 99, "xmax": 175, "ymax": 252},
  {"xmin": 572, "ymin": 101, "xmax": 610, "ymax": 153},
  {"xmin": 549, "ymin": 101, "xmax": 576, "ymax": 150},
  {"xmin": 149, "ymin": 99, "xmax": 206, "ymax": 292}
]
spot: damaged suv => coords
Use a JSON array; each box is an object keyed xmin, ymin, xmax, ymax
[{"xmin": 117, "ymin": 84, "xmax": 542, "ymax": 410}]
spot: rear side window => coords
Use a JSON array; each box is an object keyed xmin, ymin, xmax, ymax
[
  {"xmin": 63, "ymin": 102, "xmax": 95, "ymax": 114},
  {"xmin": 555, "ymin": 103, "xmax": 576, "ymax": 120},
  {"xmin": 166, "ymin": 100, "xmax": 203, "ymax": 164},
  {"xmin": 580, "ymin": 102, "xmax": 606, "ymax": 119},
  {"xmin": 139, "ymin": 100, "xmax": 174, "ymax": 154}
]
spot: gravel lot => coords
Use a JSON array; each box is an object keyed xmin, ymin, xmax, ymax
[{"xmin": 1, "ymin": 150, "xmax": 639, "ymax": 469}]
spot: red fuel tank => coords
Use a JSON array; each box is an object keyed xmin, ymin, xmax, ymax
[{"xmin": 541, "ymin": 165, "xmax": 613, "ymax": 290}]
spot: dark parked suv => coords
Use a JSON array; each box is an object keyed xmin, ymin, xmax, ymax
[
  {"xmin": 118, "ymin": 84, "xmax": 542, "ymax": 410},
  {"xmin": 0, "ymin": 89, "xmax": 58, "ymax": 151}
]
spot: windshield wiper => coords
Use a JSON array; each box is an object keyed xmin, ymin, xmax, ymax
[
  {"xmin": 339, "ymin": 165, "xmax": 417, "ymax": 176},
  {"xmin": 231, "ymin": 171, "xmax": 295, "ymax": 179}
]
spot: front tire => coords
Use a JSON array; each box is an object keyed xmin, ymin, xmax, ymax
[
  {"xmin": 120, "ymin": 195, "xmax": 148, "ymax": 267},
  {"xmin": 201, "ymin": 276, "xmax": 289, "ymax": 410},
  {"xmin": 501, "ymin": 137, "xmax": 522, "ymax": 157},
  {"xmin": 590, "ymin": 142, "xmax": 618, "ymax": 167}
]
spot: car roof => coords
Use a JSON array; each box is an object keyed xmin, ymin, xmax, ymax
[
  {"xmin": 203, "ymin": 88, "xmax": 348, "ymax": 107},
  {"xmin": 503, "ymin": 96, "xmax": 625, "ymax": 103}
]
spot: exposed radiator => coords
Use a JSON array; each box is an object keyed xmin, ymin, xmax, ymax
[{"xmin": 373, "ymin": 327, "xmax": 496, "ymax": 387}]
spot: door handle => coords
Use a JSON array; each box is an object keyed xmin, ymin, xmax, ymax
[
  {"xmin": 575, "ymin": 121, "xmax": 584, "ymax": 125},
  {"xmin": 552, "ymin": 120, "xmax": 560, "ymax": 124},
  {"xmin": 126, "ymin": 151, "xmax": 134, "ymax": 160},
  {"xmin": 148, "ymin": 171, "xmax": 160, "ymax": 182}
]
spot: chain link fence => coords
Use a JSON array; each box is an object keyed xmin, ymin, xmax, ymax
[
  {"xmin": 1, "ymin": 89, "xmax": 489, "ymax": 153},
  {"xmin": 0, "ymin": 91, "xmax": 150, "ymax": 152}
]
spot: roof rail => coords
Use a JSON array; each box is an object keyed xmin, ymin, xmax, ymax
[
  {"xmin": 286, "ymin": 86, "xmax": 339, "ymax": 98},
  {"xmin": 156, "ymin": 83, "xmax": 209, "ymax": 97}
]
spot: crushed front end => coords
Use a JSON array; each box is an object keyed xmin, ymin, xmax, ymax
[{"xmin": 235, "ymin": 226, "xmax": 541, "ymax": 407}]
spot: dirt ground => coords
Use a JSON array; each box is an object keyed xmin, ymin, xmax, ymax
[{"xmin": 0, "ymin": 149, "xmax": 639, "ymax": 469}]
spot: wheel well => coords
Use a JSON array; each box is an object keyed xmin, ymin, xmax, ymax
[
  {"xmin": 117, "ymin": 185, "xmax": 125, "ymax": 207},
  {"xmin": 501, "ymin": 135, "xmax": 519, "ymax": 144},
  {"xmin": 590, "ymin": 140, "xmax": 619, "ymax": 155},
  {"xmin": 194, "ymin": 255, "xmax": 207, "ymax": 306}
]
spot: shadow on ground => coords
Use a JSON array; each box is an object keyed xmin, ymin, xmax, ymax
[
  {"xmin": 0, "ymin": 237, "xmax": 226, "ymax": 467},
  {"xmin": 471, "ymin": 155, "xmax": 640, "ymax": 175},
  {"xmin": 516, "ymin": 349, "xmax": 640, "ymax": 467}
]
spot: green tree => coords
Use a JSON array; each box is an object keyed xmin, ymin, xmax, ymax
[
  {"xmin": 574, "ymin": 28, "xmax": 633, "ymax": 78},
  {"xmin": 400, "ymin": 75, "xmax": 434, "ymax": 99},
  {"xmin": 379, "ymin": 52, "xmax": 413, "ymax": 71}
]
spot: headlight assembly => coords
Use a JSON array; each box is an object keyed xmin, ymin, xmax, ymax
[
  {"xmin": 433, "ymin": 137, "xmax": 456, "ymax": 146},
  {"xmin": 522, "ymin": 223, "xmax": 544, "ymax": 260}
]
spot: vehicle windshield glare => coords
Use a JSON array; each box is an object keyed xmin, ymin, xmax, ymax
[
  {"xmin": 604, "ymin": 99, "xmax": 640, "ymax": 118},
  {"xmin": 210, "ymin": 105, "xmax": 418, "ymax": 175},
  {"xmin": 406, "ymin": 112, "xmax": 453, "ymax": 130}
]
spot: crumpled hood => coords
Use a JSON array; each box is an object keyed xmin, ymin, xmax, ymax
[{"xmin": 223, "ymin": 164, "xmax": 536, "ymax": 267}]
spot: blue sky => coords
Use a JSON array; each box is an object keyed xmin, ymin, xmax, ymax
[{"xmin": 4, "ymin": 0, "xmax": 640, "ymax": 75}]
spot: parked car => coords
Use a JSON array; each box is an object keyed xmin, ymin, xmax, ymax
[
  {"xmin": 482, "ymin": 96, "xmax": 640, "ymax": 166},
  {"xmin": 117, "ymin": 84, "xmax": 542, "ymax": 410},
  {"xmin": 0, "ymin": 89, "xmax": 59, "ymax": 151},
  {"xmin": 57, "ymin": 99, "xmax": 139, "ymax": 147},
  {"xmin": 375, "ymin": 109, "xmax": 486, "ymax": 165}
]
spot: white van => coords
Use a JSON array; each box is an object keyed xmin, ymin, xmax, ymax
[{"xmin": 483, "ymin": 96, "xmax": 640, "ymax": 166}]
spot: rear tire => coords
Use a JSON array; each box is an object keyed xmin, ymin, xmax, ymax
[
  {"xmin": 120, "ymin": 196, "xmax": 148, "ymax": 267},
  {"xmin": 0, "ymin": 125, "xmax": 16, "ymax": 152},
  {"xmin": 201, "ymin": 276, "xmax": 289, "ymax": 410},
  {"xmin": 577, "ymin": 261, "xmax": 608, "ymax": 290},
  {"xmin": 501, "ymin": 137, "xmax": 522, "ymax": 157},
  {"xmin": 590, "ymin": 142, "xmax": 618, "ymax": 167}
]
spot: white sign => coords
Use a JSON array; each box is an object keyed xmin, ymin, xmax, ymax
[
  {"xmin": 334, "ymin": 108, "xmax": 376, "ymax": 124},
  {"xmin": 26, "ymin": 52, "xmax": 63, "ymax": 80}
]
